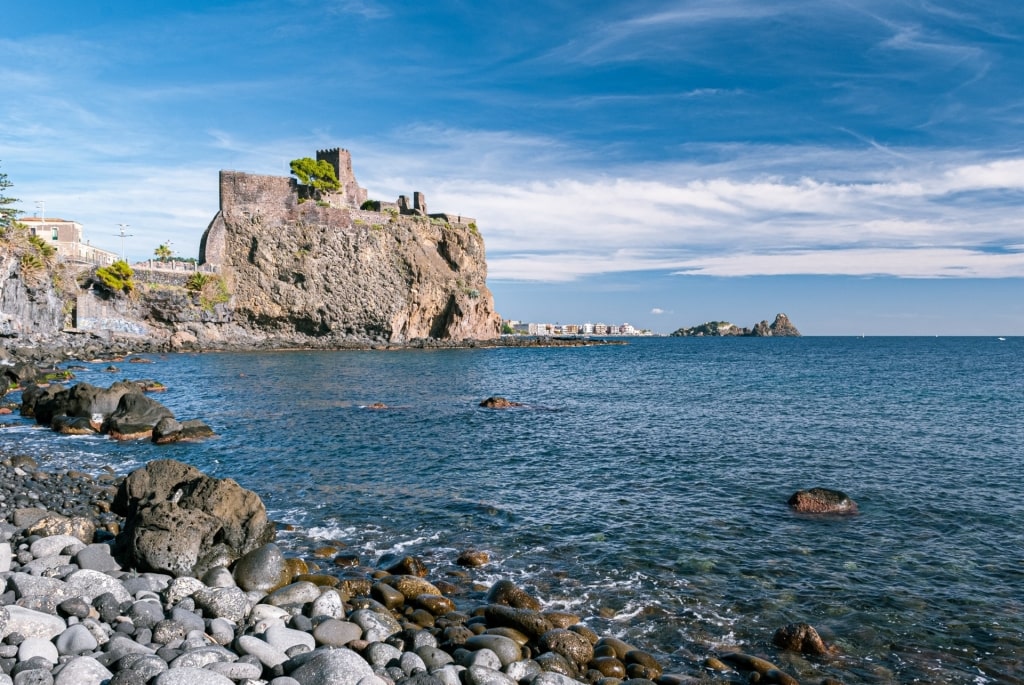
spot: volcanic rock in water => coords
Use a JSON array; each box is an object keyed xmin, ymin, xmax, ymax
[
  {"xmin": 151, "ymin": 417, "xmax": 217, "ymax": 444},
  {"xmin": 112, "ymin": 459, "xmax": 275, "ymax": 577},
  {"xmin": 456, "ymin": 549, "xmax": 490, "ymax": 567},
  {"xmin": 102, "ymin": 391, "xmax": 175, "ymax": 439},
  {"xmin": 787, "ymin": 487, "xmax": 858, "ymax": 514},
  {"xmin": 479, "ymin": 396, "xmax": 523, "ymax": 409},
  {"xmin": 772, "ymin": 622, "xmax": 832, "ymax": 655}
]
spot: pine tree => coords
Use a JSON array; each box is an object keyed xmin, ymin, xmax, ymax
[{"xmin": 0, "ymin": 163, "xmax": 19, "ymax": 232}]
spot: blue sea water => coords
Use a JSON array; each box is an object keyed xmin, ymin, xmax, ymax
[{"xmin": 2, "ymin": 336, "xmax": 1023, "ymax": 683}]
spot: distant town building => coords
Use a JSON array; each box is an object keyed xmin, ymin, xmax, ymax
[
  {"xmin": 20, "ymin": 216, "xmax": 119, "ymax": 266},
  {"xmin": 503, "ymin": 318, "xmax": 655, "ymax": 337}
]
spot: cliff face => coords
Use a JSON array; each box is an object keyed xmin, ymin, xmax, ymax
[
  {"xmin": 0, "ymin": 250, "xmax": 66, "ymax": 339},
  {"xmin": 201, "ymin": 167, "xmax": 500, "ymax": 344}
]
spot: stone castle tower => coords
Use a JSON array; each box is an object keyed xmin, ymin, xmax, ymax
[{"xmin": 315, "ymin": 148, "xmax": 368, "ymax": 209}]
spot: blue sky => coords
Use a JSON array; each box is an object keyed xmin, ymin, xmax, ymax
[{"xmin": 3, "ymin": 0, "xmax": 1023, "ymax": 334}]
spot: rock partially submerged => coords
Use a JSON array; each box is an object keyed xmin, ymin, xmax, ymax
[
  {"xmin": 772, "ymin": 621, "xmax": 834, "ymax": 655},
  {"xmin": 18, "ymin": 380, "xmax": 216, "ymax": 443},
  {"xmin": 479, "ymin": 396, "xmax": 523, "ymax": 409},
  {"xmin": 788, "ymin": 487, "xmax": 858, "ymax": 515}
]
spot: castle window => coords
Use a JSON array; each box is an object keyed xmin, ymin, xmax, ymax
[{"xmin": 52, "ymin": 227, "xmax": 59, "ymax": 240}]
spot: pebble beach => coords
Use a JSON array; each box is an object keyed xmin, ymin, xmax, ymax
[{"xmin": 0, "ymin": 450, "xmax": 826, "ymax": 685}]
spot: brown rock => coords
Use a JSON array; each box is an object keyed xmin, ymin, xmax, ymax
[
  {"xmin": 483, "ymin": 604, "xmax": 553, "ymax": 640},
  {"xmin": 456, "ymin": 549, "xmax": 490, "ymax": 567},
  {"xmin": 333, "ymin": 554, "xmax": 360, "ymax": 567},
  {"xmin": 787, "ymin": 488, "xmax": 858, "ymax": 515},
  {"xmin": 719, "ymin": 652, "xmax": 782, "ymax": 676},
  {"xmin": 625, "ymin": 649, "xmax": 663, "ymax": 678},
  {"xmin": 539, "ymin": 628, "xmax": 595, "ymax": 671},
  {"xmin": 485, "ymin": 579, "xmax": 541, "ymax": 610},
  {"xmin": 594, "ymin": 636, "xmax": 636, "ymax": 660},
  {"xmin": 589, "ymin": 656, "xmax": 626, "ymax": 678},
  {"xmin": 544, "ymin": 611, "xmax": 580, "ymax": 628},
  {"xmin": 479, "ymin": 396, "xmax": 523, "ymax": 409},
  {"xmin": 411, "ymin": 593, "xmax": 456, "ymax": 616},
  {"xmin": 383, "ymin": 574, "xmax": 442, "ymax": 598},
  {"xmin": 772, "ymin": 622, "xmax": 832, "ymax": 655},
  {"xmin": 27, "ymin": 514, "xmax": 96, "ymax": 544},
  {"xmin": 384, "ymin": 555, "xmax": 428, "ymax": 577},
  {"xmin": 294, "ymin": 574, "xmax": 342, "ymax": 588}
]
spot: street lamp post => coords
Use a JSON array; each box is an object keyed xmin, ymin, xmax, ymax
[
  {"xmin": 35, "ymin": 201, "xmax": 45, "ymax": 239},
  {"xmin": 115, "ymin": 224, "xmax": 133, "ymax": 262}
]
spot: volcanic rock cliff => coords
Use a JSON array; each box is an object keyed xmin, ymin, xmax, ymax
[{"xmin": 200, "ymin": 150, "xmax": 501, "ymax": 344}]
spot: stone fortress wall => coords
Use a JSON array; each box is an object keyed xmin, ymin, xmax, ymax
[{"xmin": 200, "ymin": 148, "xmax": 476, "ymax": 266}]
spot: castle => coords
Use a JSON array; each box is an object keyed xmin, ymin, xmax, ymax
[{"xmin": 199, "ymin": 148, "xmax": 476, "ymax": 266}]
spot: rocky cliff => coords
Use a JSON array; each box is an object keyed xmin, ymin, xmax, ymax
[
  {"xmin": 671, "ymin": 313, "xmax": 801, "ymax": 337},
  {"xmin": 200, "ymin": 155, "xmax": 501, "ymax": 344},
  {"xmin": 0, "ymin": 252, "xmax": 65, "ymax": 338}
]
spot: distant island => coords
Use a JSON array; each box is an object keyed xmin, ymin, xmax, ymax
[{"xmin": 671, "ymin": 313, "xmax": 801, "ymax": 337}]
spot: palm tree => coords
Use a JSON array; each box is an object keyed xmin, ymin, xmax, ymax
[{"xmin": 154, "ymin": 242, "xmax": 173, "ymax": 262}]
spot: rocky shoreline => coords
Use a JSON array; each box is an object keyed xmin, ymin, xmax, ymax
[
  {"xmin": 0, "ymin": 452, "xmax": 847, "ymax": 685},
  {"xmin": 1, "ymin": 333, "xmax": 622, "ymax": 369},
  {"xmin": 0, "ymin": 350, "xmax": 851, "ymax": 685}
]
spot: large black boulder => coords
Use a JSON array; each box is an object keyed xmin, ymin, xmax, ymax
[
  {"xmin": 112, "ymin": 459, "xmax": 275, "ymax": 577},
  {"xmin": 101, "ymin": 391, "xmax": 175, "ymax": 439}
]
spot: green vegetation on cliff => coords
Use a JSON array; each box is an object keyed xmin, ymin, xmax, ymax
[
  {"xmin": 96, "ymin": 260, "xmax": 136, "ymax": 295},
  {"xmin": 289, "ymin": 158, "xmax": 341, "ymax": 193},
  {"xmin": 0, "ymin": 164, "xmax": 18, "ymax": 232}
]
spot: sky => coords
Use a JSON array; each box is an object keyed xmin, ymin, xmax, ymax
[{"xmin": 2, "ymin": 0, "xmax": 1023, "ymax": 335}]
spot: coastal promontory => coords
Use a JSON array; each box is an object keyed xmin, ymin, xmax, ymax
[
  {"xmin": 199, "ymin": 148, "xmax": 501, "ymax": 345},
  {"xmin": 0, "ymin": 149, "xmax": 503, "ymax": 357}
]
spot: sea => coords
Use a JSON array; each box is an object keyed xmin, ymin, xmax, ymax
[{"xmin": 1, "ymin": 336, "xmax": 1022, "ymax": 684}]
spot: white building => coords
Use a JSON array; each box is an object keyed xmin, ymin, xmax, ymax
[{"xmin": 20, "ymin": 216, "xmax": 119, "ymax": 266}]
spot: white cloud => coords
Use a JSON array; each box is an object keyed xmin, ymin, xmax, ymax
[{"xmin": 650, "ymin": 308, "xmax": 665, "ymax": 315}]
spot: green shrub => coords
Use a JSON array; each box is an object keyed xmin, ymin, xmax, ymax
[
  {"xmin": 360, "ymin": 199, "xmax": 378, "ymax": 211},
  {"xmin": 185, "ymin": 272, "xmax": 212, "ymax": 292},
  {"xmin": 96, "ymin": 260, "xmax": 135, "ymax": 295},
  {"xmin": 28, "ymin": 234, "xmax": 56, "ymax": 259},
  {"xmin": 199, "ymin": 276, "xmax": 230, "ymax": 311},
  {"xmin": 186, "ymin": 272, "xmax": 230, "ymax": 311}
]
